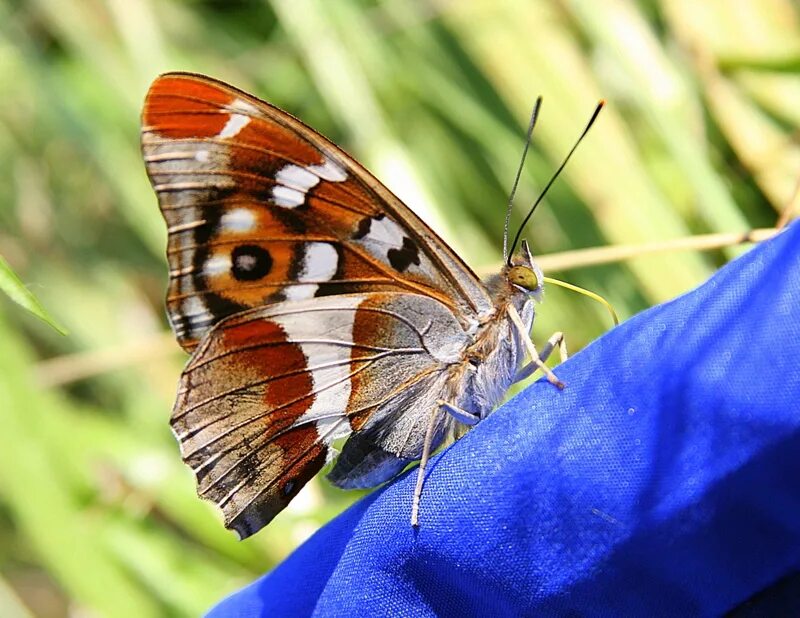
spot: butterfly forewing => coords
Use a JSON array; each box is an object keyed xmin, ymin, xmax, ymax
[{"xmin": 142, "ymin": 72, "xmax": 493, "ymax": 351}]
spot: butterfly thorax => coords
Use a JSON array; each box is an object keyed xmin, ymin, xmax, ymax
[{"xmin": 449, "ymin": 260, "xmax": 541, "ymax": 421}]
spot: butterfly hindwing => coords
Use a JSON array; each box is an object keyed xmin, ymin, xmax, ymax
[
  {"xmin": 142, "ymin": 72, "xmax": 494, "ymax": 351},
  {"xmin": 171, "ymin": 292, "xmax": 470, "ymax": 537}
]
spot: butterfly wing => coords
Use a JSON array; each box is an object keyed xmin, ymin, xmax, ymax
[
  {"xmin": 141, "ymin": 72, "xmax": 494, "ymax": 351},
  {"xmin": 173, "ymin": 292, "xmax": 470, "ymax": 538}
]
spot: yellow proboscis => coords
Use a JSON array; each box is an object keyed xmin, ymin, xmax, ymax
[{"xmin": 543, "ymin": 277, "xmax": 620, "ymax": 326}]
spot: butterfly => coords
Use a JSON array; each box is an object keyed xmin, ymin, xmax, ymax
[{"xmin": 141, "ymin": 72, "xmax": 569, "ymax": 539}]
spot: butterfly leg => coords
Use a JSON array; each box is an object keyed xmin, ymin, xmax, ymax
[
  {"xmin": 438, "ymin": 399, "xmax": 480, "ymax": 426},
  {"xmin": 410, "ymin": 399, "xmax": 481, "ymax": 527},
  {"xmin": 410, "ymin": 405, "xmax": 442, "ymax": 527},
  {"xmin": 507, "ymin": 305, "xmax": 566, "ymax": 389},
  {"xmin": 514, "ymin": 331, "xmax": 568, "ymax": 383}
]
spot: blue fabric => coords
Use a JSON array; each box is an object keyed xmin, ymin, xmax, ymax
[{"xmin": 208, "ymin": 222, "xmax": 800, "ymax": 617}]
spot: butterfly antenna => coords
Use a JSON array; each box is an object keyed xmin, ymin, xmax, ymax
[
  {"xmin": 503, "ymin": 97, "xmax": 543, "ymax": 262},
  {"xmin": 506, "ymin": 100, "xmax": 605, "ymax": 265}
]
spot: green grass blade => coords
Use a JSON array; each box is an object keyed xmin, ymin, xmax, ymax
[{"xmin": 0, "ymin": 254, "xmax": 67, "ymax": 335}]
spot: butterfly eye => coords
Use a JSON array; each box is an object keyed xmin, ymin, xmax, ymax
[{"xmin": 507, "ymin": 265, "xmax": 539, "ymax": 291}]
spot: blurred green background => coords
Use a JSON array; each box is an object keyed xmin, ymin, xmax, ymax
[{"xmin": 1, "ymin": 0, "xmax": 798, "ymax": 615}]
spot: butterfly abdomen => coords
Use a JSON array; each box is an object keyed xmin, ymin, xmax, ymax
[{"xmin": 457, "ymin": 296, "xmax": 533, "ymax": 419}]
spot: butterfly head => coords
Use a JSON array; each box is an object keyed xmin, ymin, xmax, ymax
[{"xmin": 506, "ymin": 239, "xmax": 544, "ymax": 301}]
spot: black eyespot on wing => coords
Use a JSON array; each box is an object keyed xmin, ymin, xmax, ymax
[
  {"xmin": 232, "ymin": 245, "xmax": 273, "ymax": 281},
  {"xmin": 388, "ymin": 237, "xmax": 420, "ymax": 272}
]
